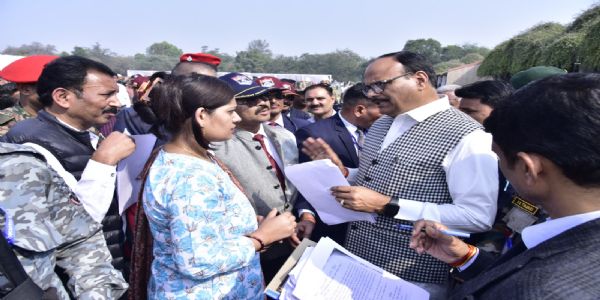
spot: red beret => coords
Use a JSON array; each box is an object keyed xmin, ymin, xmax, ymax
[
  {"xmin": 0, "ymin": 55, "xmax": 59, "ymax": 83},
  {"xmin": 179, "ymin": 53, "xmax": 221, "ymax": 66}
]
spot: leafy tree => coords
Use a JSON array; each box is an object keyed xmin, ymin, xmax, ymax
[
  {"xmin": 234, "ymin": 40, "xmax": 273, "ymax": 72},
  {"xmin": 441, "ymin": 45, "xmax": 465, "ymax": 61},
  {"xmin": 479, "ymin": 22, "xmax": 565, "ymax": 78},
  {"xmin": 2, "ymin": 42, "xmax": 57, "ymax": 55},
  {"xmin": 146, "ymin": 41, "xmax": 182, "ymax": 57},
  {"xmin": 433, "ymin": 59, "xmax": 463, "ymax": 74},
  {"xmin": 403, "ymin": 38, "xmax": 442, "ymax": 64}
]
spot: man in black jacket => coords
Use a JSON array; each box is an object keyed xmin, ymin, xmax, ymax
[
  {"xmin": 410, "ymin": 73, "xmax": 600, "ymax": 299},
  {"xmin": 1, "ymin": 56, "xmax": 135, "ymax": 280}
]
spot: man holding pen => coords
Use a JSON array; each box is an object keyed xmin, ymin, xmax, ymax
[{"xmin": 409, "ymin": 73, "xmax": 600, "ymax": 299}]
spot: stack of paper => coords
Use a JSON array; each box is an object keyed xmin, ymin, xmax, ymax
[{"xmin": 272, "ymin": 237, "xmax": 429, "ymax": 300}]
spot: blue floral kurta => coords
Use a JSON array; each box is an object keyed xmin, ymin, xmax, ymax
[{"xmin": 143, "ymin": 150, "xmax": 263, "ymax": 299}]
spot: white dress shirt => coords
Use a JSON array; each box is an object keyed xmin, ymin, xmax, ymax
[
  {"xmin": 24, "ymin": 118, "xmax": 117, "ymax": 223},
  {"xmin": 256, "ymin": 124, "xmax": 284, "ymax": 170},
  {"xmin": 460, "ymin": 210, "xmax": 600, "ymax": 271},
  {"xmin": 338, "ymin": 113, "xmax": 361, "ymax": 154},
  {"xmin": 266, "ymin": 114, "xmax": 285, "ymax": 128},
  {"xmin": 376, "ymin": 97, "xmax": 498, "ymax": 231},
  {"xmin": 522, "ymin": 210, "xmax": 600, "ymax": 249}
]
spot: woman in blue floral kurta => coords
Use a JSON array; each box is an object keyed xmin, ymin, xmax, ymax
[
  {"xmin": 144, "ymin": 150, "xmax": 263, "ymax": 299},
  {"xmin": 139, "ymin": 74, "xmax": 296, "ymax": 299}
]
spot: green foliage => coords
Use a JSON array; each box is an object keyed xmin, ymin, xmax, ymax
[
  {"xmin": 479, "ymin": 22, "xmax": 565, "ymax": 78},
  {"xmin": 234, "ymin": 40, "xmax": 273, "ymax": 73},
  {"xmin": 478, "ymin": 4, "xmax": 600, "ymax": 77},
  {"xmin": 579, "ymin": 19, "xmax": 600, "ymax": 71},
  {"xmin": 434, "ymin": 59, "xmax": 463, "ymax": 74},
  {"xmin": 2, "ymin": 42, "xmax": 57, "ymax": 55},
  {"xmin": 566, "ymin": 3, "xmax": 600, "ymax": 32},
  {"xmin": 146, "ymin": 41, "xmax": 182, "ymax": 57},
  {"xmin": 541, "ymin": 32, "xmax": 584, "ymax": 71},
  {"xmin": 403, "ymin": 38, "xmax": 442, "ymax": 64},
  {"xmin": 441, "ymin": 45, "xmax": 465, "ymax": 61}
]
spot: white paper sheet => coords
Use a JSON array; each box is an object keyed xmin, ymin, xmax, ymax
[
  {"xmin": 292, "ymin": 238, "xmax": 429, "ymax": 300},
  {"xmin": 285, "ymin": 160, "xmax": 376, "ymax": 225},
  {"xmin": 117, "ymin": 134, "xmax": 157, "ymax": 215}
]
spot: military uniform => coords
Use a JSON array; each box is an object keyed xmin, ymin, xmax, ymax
[
  {"xmin": 0, "ymin": 143, "xmax": 128, "ymax": 299},
  {"xmin": 0, "ymin": 104, "xmax": 31, "ymax": 136}
]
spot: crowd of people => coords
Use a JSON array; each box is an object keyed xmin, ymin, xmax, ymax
[{"xmin": 0, "ymin": 50, "xmax": 599, "ymax": 300}]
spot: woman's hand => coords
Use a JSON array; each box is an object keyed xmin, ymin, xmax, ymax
[{"xmin": 253, "ymin": 209, "xmax": 297, "ymax": 245}]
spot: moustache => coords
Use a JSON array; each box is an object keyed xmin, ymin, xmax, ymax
[
  {"xmin": 255, "ymin": 105, "xmax": 270, "ymax": 113},
  {"xmin": 102, "ymin": 106, "xmax": 119, "ymax": 114}
]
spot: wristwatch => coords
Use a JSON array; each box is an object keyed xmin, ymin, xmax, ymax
[{"xmin": 382, "ymin": 196, "xmax": 400, "ymax": 218}]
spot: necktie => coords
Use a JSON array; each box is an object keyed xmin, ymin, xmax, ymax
[
  {"xmin": 356, "ymin": 128, "xmax": 365, "ymax": 149},
  {"xmin": 253, "ymin": 134, "xmax": 286, "ymax": 191}
]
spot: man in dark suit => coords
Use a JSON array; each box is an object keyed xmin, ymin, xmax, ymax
[
  {"xmin": 410, "ymin": 73, "xmax": 600, "ymax": 299},
  {"xmin": 294, "ymin": 83, "xmax": 381, "ymax": 245}
]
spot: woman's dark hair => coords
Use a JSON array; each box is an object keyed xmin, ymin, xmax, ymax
[{"xmin": 150, "ymin": 73, "xmax": 234, "ymax": 148}]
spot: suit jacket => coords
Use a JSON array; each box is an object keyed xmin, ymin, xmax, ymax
[
  {"xmin": 294, "ymin": 114, "xmax": 360, "ymax": 244},
  {"xmin": 213, "ymin": 125, "xmax": 298, "ymax": 216},
  {"xmin": 282, "ymin": 114, "xmax": 311, "ymax": 133},
  {"xmin": 451, "ymin": 217, "xmax": 600, "ymax": 299}
]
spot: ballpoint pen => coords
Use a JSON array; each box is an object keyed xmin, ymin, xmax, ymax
[{"xmin": 397, "ymin": 224, "xmax": 471, "ymax": 238}]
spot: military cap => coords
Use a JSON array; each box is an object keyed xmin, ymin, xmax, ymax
[
  {"xmin": 219, "ymin": 72, "xmax": 269, "ymax": 99},
  {"xmin": 510, "ymin": 66, "xmax": 567, "ymax": 89},
  {"xmin": 255, "ymin": 76, "xmax": 298, "ymax": 96},
  {"xmin": 179, "ymin": 53, "xmax": 221, "ymax": 66},
  {"xmin": 0, "ymin": 55, "xmax": 59, "ymax": 83}
]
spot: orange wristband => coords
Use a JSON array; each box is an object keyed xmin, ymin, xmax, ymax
[{"xmin": 450, "ymin": 244, "xmax": 477, "ymax": 268}]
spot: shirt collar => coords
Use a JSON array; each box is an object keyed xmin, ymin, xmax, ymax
[
  {"xmin": 338, "ymin": 113, "xmax": 358, "ymax": 133},
  {"xmin": 256, "ymin": 123, "xmax": 267, "ymax": 137},
  {"xmin": 270, "ymin": 114, "xmax": 285, "ymax": 127},
  {"xmin": 521, "ymin": 210, "xmax": 600, "ymax": 249},
  {"xmin": 397, "ymin": 95, "xmax": 450, "ymax": 123}
]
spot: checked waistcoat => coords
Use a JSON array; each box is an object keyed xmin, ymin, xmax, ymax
[{"xmin": 345, "ymin": 108, "xmax": 482, "ymax": 283}]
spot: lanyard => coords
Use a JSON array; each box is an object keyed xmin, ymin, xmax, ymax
[
  {"xmin": 0, "ymin": 207, "xmax": 14, "ymax": 245},
  {"xmin": 349, "ymin": 132, "xmax": 363, "ymax": 152}
]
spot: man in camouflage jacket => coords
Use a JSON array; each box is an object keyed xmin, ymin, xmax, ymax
[{"xmin": 0, "ymin": 142, "xmax": 127, "ymax": 299}]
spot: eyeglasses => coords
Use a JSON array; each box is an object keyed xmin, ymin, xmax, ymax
[{"xmin": 361, "ymin": 73, "xmax": 413, "ymax": 96}]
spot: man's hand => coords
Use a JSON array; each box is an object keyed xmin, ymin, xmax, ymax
[
  {"xmin": 330, "ymin": 186, "xmax": 390, "ymax": 213},
  {"xmin": 91, "ymin": 132, "xmax": 136, "ymax": 165},
  {"xmin": 409, "ymin": 219, "xmax": 471, "ymax": 264},
  {"xmin": 302, "ymin": 137, "xmax": 346, "ymax": 175},
  {"xmin": 290, "ymin": 213, "xmax": 316, "ymax": 247}
]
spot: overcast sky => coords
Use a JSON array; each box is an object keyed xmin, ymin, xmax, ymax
[{"xmin": 1, "ymin": 0, "xmax": 597, "ymax": 58}]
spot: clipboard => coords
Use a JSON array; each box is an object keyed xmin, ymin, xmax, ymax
[{"xmin": 264, "ymin": 239, "xmax": 316, "ymax": 299}]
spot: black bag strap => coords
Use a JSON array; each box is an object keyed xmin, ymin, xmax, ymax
[{"xmin": 0, "ymin": 227, "xmax": 43, "ymax": 299}]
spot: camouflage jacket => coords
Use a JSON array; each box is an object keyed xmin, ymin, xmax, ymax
[
  {"xmin": 0, "ymin": 104, "xmax": 31, "ymax": 136},
  {"xmin": 0, "ymin": 143, "xmax": 128, "ymax": 299}
]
